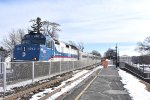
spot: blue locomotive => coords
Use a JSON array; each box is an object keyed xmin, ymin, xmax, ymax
[{"xmin": 12, "ymin": 31, "xmax": 80, "ymax": 61}]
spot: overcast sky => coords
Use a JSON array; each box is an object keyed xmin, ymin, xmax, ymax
[{"xmin": 0, "ymin": 0, "xmax": 150, "ymax": 56}]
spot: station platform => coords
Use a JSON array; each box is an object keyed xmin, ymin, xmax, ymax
[{"xmin": 64, "ymin": 67, "xmax": 132, "ymax": 100}]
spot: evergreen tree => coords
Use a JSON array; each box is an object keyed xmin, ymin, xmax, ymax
[{"xmin": 30, "ymin": 17, "xmax": 43, "ymax": 33}]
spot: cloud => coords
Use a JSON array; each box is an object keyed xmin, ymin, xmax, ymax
[
  {"xmin": 118, "ymin": 45, "xmax": 140, "ymax": 56},
  {"xmin": 0, "ymin": 0, "xmax": 150, "ymax": 55}
]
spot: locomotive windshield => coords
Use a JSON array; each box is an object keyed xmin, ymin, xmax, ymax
[
  {"xmin": 22, "ymin": 32, "xmax": 46, "ymax": 45},
  {"xmin": 22, "ymin": 39, "xmax": 45, "ymax": 45}
]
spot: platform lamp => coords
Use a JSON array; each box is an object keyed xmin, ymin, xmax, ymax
[
  {"xmin": 115, "ymin": 44, "xmax": 118, "ymax": 68},
  {"xmin": 118, "ymin": 48, "xmax": 120, "ymax": 67}
]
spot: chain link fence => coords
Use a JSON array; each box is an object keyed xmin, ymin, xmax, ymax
[{"xmin": 0, "ymin": 60, "xmax": 100, "ymax": 94}]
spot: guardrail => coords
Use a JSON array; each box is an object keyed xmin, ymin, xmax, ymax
[
  {"xmin": 119, "ymin": 62, "xmax": 150, "ymax": 80},
  {"xmin": 0, "ymin": 60, "xmax": 100, "ymax": 95}
]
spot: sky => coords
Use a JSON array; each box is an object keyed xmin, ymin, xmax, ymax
[{"xmin": 0, "ymin": 0, "xmax": 150, "ymax": 56}]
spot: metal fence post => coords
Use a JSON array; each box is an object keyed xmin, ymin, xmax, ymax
[
  {"xmin": 49, "ymin": 61, "xmax": 51, "ymax": 76},
  {"xmin": 3, "ymin": 62, "xmax": 6, "ymax": 96},
  {"xmin": 143, "ymin": 64, "xmax": 144, "ymax": 73},
  {"xmin": 73, "ymin": 61, "xmax": 74, "ymax": 70},
  {"xmin": 32, "ymin": 62, "xmax": 34, "ymax": 82},
  {"xmin": 60, "ymin": 61, "xmax": 61, "ymax": 73}
]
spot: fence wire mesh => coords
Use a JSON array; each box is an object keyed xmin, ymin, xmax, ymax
[
  {"xmin": 34, "ymin": 62, "xmax": 50, "ymax": 78},
  {"xmin": 0, "ymin": 62, "xmax": 4, "ymax": 94}
]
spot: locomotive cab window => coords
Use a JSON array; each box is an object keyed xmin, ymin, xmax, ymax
[
  {"xmin": 55, "ymin": 41, "xmax": 60, "ymax": 45},
  {"xmin": 22, "ymin": 39, "xmax": 30, "ymax": 44},
  {"xmin": 22, "ymin": 39, "xmax": 45, "ymax": 45},
  {"xmin": 22, "ymin": 33, "xmax": 46, "ymax": 45},
  {"xmin": 66, "ymin": 45, "xmax": 69, "ymax": 48},
  {"xmin": 32, "ymin": 39, "xmax": 45, "ymax": 45}
]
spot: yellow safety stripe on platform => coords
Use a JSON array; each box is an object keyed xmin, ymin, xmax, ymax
[{"xmin": 75, "ymin": 69, "xmax": 101, "ymax": 100}]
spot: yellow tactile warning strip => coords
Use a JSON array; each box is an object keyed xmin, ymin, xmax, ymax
[{"xmin": 75, "ymin": 69, "xmax": 101, "ymax": 100}]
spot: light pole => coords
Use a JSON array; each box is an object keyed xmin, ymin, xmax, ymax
[{"xmin": 115, "ymin": 44, "xmax": 118, "ymax": 68}]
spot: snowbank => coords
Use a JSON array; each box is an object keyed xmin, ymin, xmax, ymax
[{"xmin": 118, "ymin": 69, "xmax": 150, "ymax": 100}]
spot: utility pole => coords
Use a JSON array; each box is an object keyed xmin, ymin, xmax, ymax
[
  {"xmin": 118, "ymin": 48, "xmax": 119, "ymax": 66},
  {"xmin": 115, "ymin": 44, "xmax": 118, "ymax": 68}
]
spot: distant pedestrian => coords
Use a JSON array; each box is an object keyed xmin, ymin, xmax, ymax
[{"xmin": 102, "ymin": 59, "xmax": 108, "ymax": 68}]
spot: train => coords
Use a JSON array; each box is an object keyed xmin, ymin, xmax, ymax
[{"xmin": 12, "ymin": 31, "xmax": 100, "ymax": 62}]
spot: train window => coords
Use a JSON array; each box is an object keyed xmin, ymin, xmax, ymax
[
  {"xmin": 32, "ymin": 39, "xmax": 45, "ymax": 45},
  {"xmin": 22, "ymin": 39, "xmax": 30, "ymax": 44},
  {"xmin": 55, "ymin": 41, "xmax": 60, "ymax": 45},
  {"xmin": 34, "ymin": 35, "xmax": 40, "ymax": 38},
  {"xmin": 22, "ymin": 38, "xmax": 45, "ymax": 45},
  {"xmin": 82, "ymin": 55, "xmax": 87, "ymax": 58},
  {"xmin": 25, "ymin": 35, "xmax": 30, "ymax": 38},
  {"xmin": 66, "ymin": 45, "xmax": 69, "ymax": 48},
  {"xmin": 41, "ymin": 35, "xmax": 45, "ymax": 38},
  {"xmin": 70, "ymin": 45, "xmax": 78, "ymax": 50}
]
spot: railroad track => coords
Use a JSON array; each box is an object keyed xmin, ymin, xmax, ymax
[
  {"xmin": 4, "ymin": 73, "xmax": 72, "ymax": 100},
  {"xmin": 39, "ymin": 69, "xmax": 92, "ymax": 100},
  {"xmin": 3, "ymin": 64, "xmax": 100, "ymax": 100},
  {"xmin": 38, "ymin": 66, "xmax": 101, "ymax": 100}
]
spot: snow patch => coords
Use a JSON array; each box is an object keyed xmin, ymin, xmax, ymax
[
  {"xmin": 118, "ymin": 69, "xmax": 150, "ymax": 100},
  {"xmin": 30, "ymin": 66, "xmax": 102, "ymax": 100}
]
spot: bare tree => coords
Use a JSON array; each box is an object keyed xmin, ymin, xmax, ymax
[
  {"xmin": 2, "ymin": 29, "xmax": 25, "ymax": 52},
  {"xmin": 43, "ymin": 21, "xmax": 60, "ymax": 39},
  {"xmin": 136, "ymin": 36, "xmax": 150, "ymax": 54},
  {"xmin": 29, "ymin": 17, "xmax": 61, "ymax": 39},
  {"xmin": 132, "ymin": 55, "xmax": 150, "ymax": 64},
  {"xmin": 0, "ymin": 46, "xmax": 8, "ymax": 58},
  {"xmin": 68, "ymin": 41, "xmax": 85, "ymax": 51},
  {"xmin": 104, "ymin": 48, "xmax": 116, "ymax": 59},
  {"xmin": 68, "ymin": 41, "xmax": 78, "ymax": 48},
  {"xmin": 91, "ymin": 50, "xmax": 101, "ymax": 57},
  {"xmin": 78, "ymin": 42, "xmax": 84, "ymax": 51},
  {"xmin": 132, "ymin": 56, "xmax": 139, "ymax": 64}
]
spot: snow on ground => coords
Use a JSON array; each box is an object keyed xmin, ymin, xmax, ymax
[
  {"xmin": 118, "ymin": 69, "xmax": 150, "ymax": 100},
  {"xmin": 0, "ymin": 79, "xmax": 33, "ymax": 92},
  {"xmin": 30, "ymin": 70, "xmax": 90, "ymax": 100},
  {"xmin": 30, "ymin": 66, "xmax": 103, "ymax": 100},
  {"xmin": 0, "ymin": 74, "xmax": 56, "ymax": 92}
]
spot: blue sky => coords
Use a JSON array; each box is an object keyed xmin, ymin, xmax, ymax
[{"xmin": 0, "ymin": 0, "xmax": 150, "ymax": 56}]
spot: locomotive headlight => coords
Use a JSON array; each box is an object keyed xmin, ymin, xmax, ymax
[
  {"xmin": 33, "ymin": 58, "xmax": 37, "ymax": 61},
  {"xmin": 13, "ymin": 58, "xmax": 16, "ymax": 59}
]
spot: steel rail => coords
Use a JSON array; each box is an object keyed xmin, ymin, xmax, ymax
[{"xmin": 40, "ymin": 67, "xmax": 100, "ymax": 100}]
